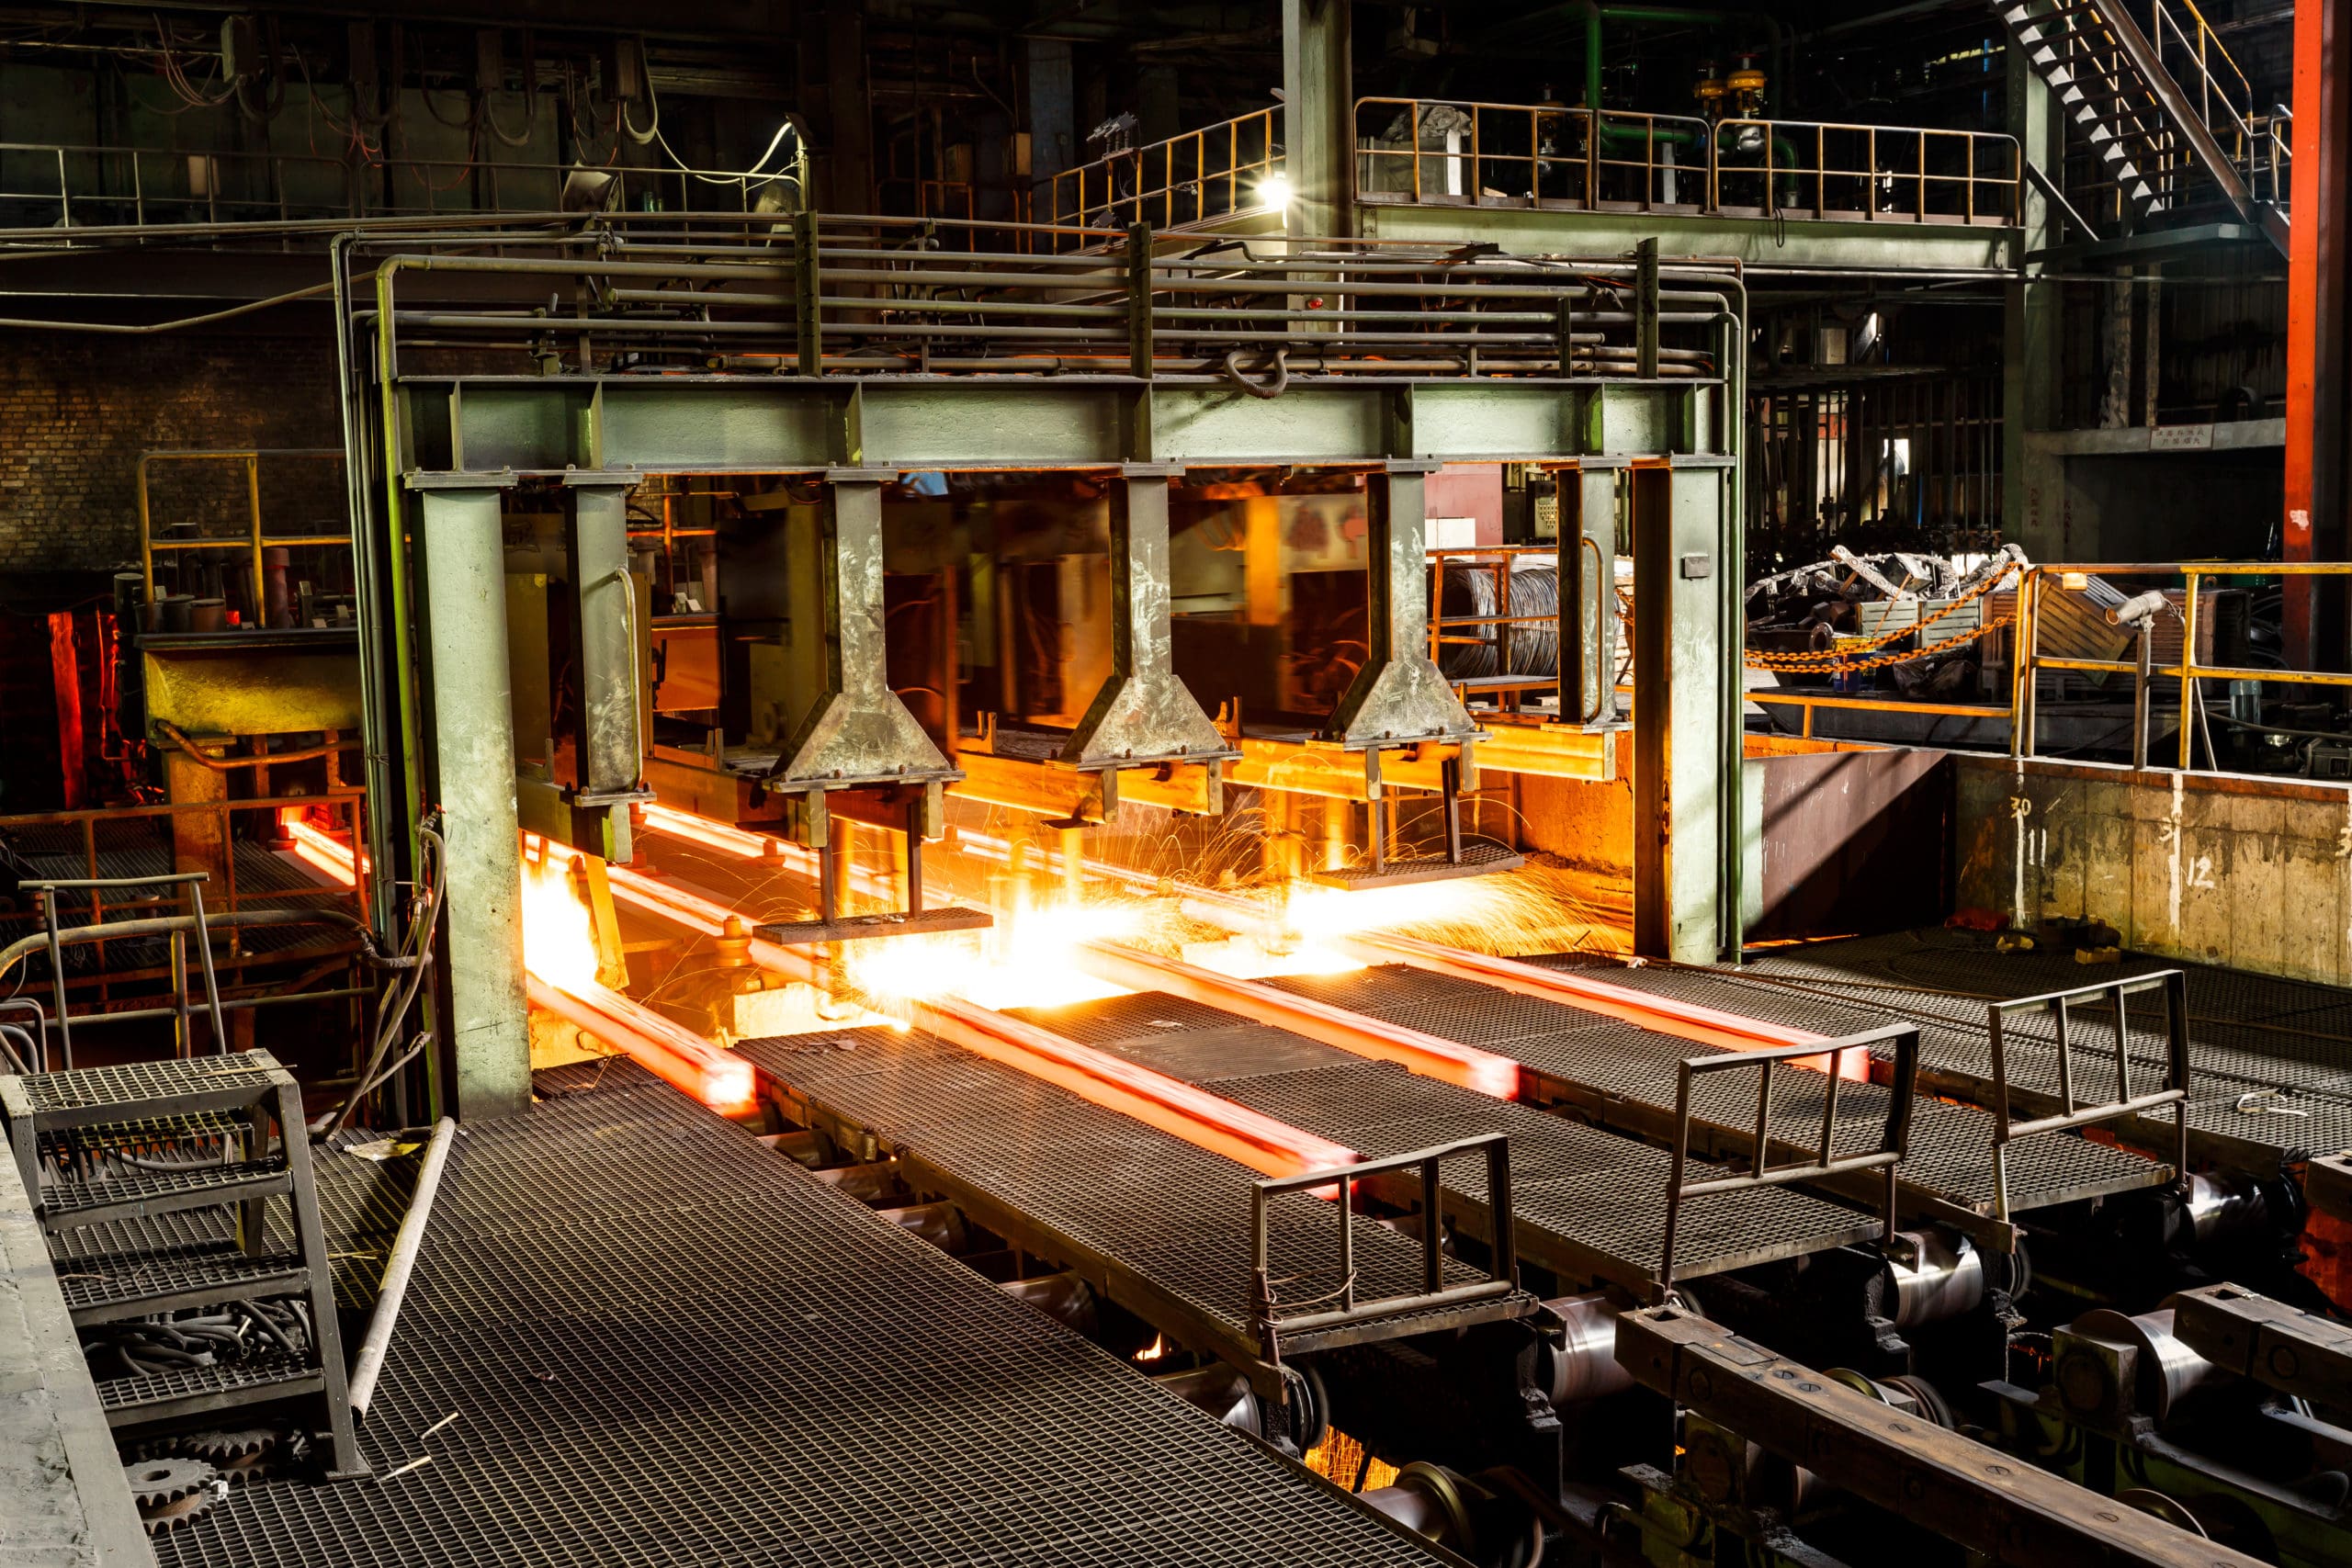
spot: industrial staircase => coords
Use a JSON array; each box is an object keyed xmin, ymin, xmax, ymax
[
  {"xmin": 1998, "ymin": 0, "xmax": 2290, "ymax": 254},
  {"xmin": 0, "ymin": 1052, "xmax": 365, "ymax": 1478}
]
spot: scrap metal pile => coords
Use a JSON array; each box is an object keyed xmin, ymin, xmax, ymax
[{"xmin": 1744, "ymin": 543, "xmax": 2029, "ymax": 696}]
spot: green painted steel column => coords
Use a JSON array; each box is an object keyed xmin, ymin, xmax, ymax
[
  {"xmin": 1632, "ymin": 462, "xmax": 1731, "ymax": 963},
  {"xmin": 2005, "ymin": 41, "xmax": 2064, "ymax": 558},
  {"xmin": 1282, "ymin": 0, "xmax": 1353, "ymax": 239},
  {"xmin": 414, "ymin": 480, "xmax": 531, "ymax": 1122},
  {"xmin": 1062, "ymin": 465, "xmax": 1228, "ymax": 769},
  {"xmin": 1561, "ymin": 462, "xmax": 1623, "ymax": 727},
  {"xmin": 1329, "ymin": 461, "xmax": 1479, "ymax": 746}
]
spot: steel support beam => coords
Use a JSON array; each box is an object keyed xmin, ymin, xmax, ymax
[
  {"xmin": 772, "ymin": 472, "xmax": 957, "ymax": 795},
  {"xmin": 1631, "ymin": 463, "xmax": 1732, "ymax": 963},
  {"xmin": 2286, "ymin": 0, "xmax": 2352, "ymax": 669},
  {"xmin": 1282, "ymin": 0, "xmax": 1353, "ymax": 240},
  {"xmin": 414, "ymin": 481, "xmax": 531, "ymax": 1122},
  {"xmin": 559, "ymin": 479, "xmax": 644, "ymax": 861},
  {"xmin": 1062, "ymin": 467, "xmax": 1231, "ymax": 773},
  {"xmin": 2007, "ymin": 42, "xmax": 2066, "ymax": 561},
  {"xmin": 425, "ymin": 376, "xmax": 1723, "ymax": 474},
  {"xmin": 1358, "ymin": 202, "xmax": 2016, "ymax": 274},
  {"xmin": 1329, "ymin": 462, "xmax": 1478, "ymax": 748},
  {"xmin": 1560, "ymin": 462, "xmax": 1622, "ymax": 728}
]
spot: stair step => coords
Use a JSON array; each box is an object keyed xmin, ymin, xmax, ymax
[
  {"xmin": 59, "ymin": 1243, "xmax": 311, "ymax": 1325},
  {"xmin": 96, "ymin": 1356, "xmax": 326, "ymax": 1427},
  {"xmin": 6, "ymin": 1052, "xmax": 286, "ymax": 1132},
  {"xmin": 40, "ymin": 1156, "xmax": 292, "ymax": 1231}
]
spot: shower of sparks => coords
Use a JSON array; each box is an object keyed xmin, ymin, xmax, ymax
[{"xmin": 840, "ymin": 890, "xmax": 1148, "ymax": 1013}]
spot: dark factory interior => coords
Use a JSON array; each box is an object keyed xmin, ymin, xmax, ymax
[{"xmin": 1, "ymin": 4, "xmax": 2348, "ymax": 1566}]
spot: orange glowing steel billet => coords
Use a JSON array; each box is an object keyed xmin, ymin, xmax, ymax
[
  {"xmin": 571, "ymin": 823, "xmax": 1355, "ymax": 1180},
  {"xmin": 1338, "ymin": 931, "xmax": 1867, "ymax": 1082},
  {"xmin": 639, "ymin": 801, "xmax": 898, "ymax": 899},
  {"xmin": 285, "ymin": 820, "xmax": 361, "ymax": 887},
  {"xmin": 1073, "ymin": 940, "xmax": 1525, "ymax": 1101},
  {"xmin": 526, "ymin": 973, "xmax": 756, "ymax": 1111}
]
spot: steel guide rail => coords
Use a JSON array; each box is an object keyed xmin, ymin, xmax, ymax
[{"xmin": 1615, "ymin": 1304, "xmax": 2265, "ymax": 1568}]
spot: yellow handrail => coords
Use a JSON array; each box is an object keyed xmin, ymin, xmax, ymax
[{"xmin": 136, "ymin": 448, "xmax": 348, "ymax": 619}]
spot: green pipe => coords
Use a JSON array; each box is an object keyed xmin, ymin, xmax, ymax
[{"xmin": 1566, "ymin": 1, "xmax": 1791, "ymax": 114}]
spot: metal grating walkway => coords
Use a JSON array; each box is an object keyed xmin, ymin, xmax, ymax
[
  {"xmin": 1251, "ymin": 964, "xmax": 2165, "ymax": 1232},
  {"xmin": 153, "ymin": 1061, "xmax": 1456, "ymax": 1568},
  {"xmin": 1534, "ymin": 933, "xmax": 2352, "ymax": 1168},
  {"xmin": 1006, "ymin": 992, "xmax": 1885, "ymax": 1290},
  {"xmin": 734, "ymin": 1026, "xmax": 1532, "ymax": 1367}
]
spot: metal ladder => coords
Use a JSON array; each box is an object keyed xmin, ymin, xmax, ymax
[
  {"xmin": 0, "ymin": 1051, "xmax": 365, "ymax": 1478},
  {"xmin": 1996, "ymin": 0, "xmax": 2288, "ymax": 254}
]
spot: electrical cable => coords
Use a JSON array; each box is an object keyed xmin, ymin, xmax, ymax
[{"xmin": 315, "ymin": 819, "xmax": 445, "ymax": 1139}]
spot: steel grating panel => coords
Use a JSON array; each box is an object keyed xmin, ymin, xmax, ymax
[
  {"xmin": 96, "ymin": 1355, "xmax": 317, "ymax": 1413},
  {"xmin": 1668, "ymin": 931, "xmax": 2352, "ymax": 1160},
  {"xmin": 155, "ymin": 1062, "xmax": 1456, "ymax": 1568},
  {"xmin": 736, "ymin": 1027, "xmax": 1511, "ymax": 1347},
  {"xmin": 16, "ymin": 1055, "xmax": 277, "ymax": 1114},
  {"xmin": 1255, "ymin": 968, "xmax": 2162, "ymax": 1218},
  {"xmin": 1017, "ymin": 998, "xmax": 1883, "ymax": 1285}
]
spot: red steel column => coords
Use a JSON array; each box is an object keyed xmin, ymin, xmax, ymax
[{"xmin": 2287, "ymin": 0, "xmax": 2352, "ymax": 668}]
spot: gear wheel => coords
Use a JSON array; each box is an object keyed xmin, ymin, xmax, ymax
[
  {"xmin": 178, "ymin": 1428, "xmax": 281, "ymax": 1485},
  {"xmin": 123, "ymin": 1457, "xmax": 221, "ymax": 1534}
]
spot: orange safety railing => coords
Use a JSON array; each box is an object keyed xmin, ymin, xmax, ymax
[
  {"xmin": 1356, "ymin": 98, "xmax": 1713, "ymax": 213},
  {"xmin": 2013, "ymin": 562, "xmax": 2352, "ymax": 770},
  {"xmin": 138, "ymin": 449, "xmax": 349, "ymax": 617},
  {"xmin": 1712, "ymin": 118, "xmax": 2021, "ymax": 225},
  {"xmin": 1358, "ymin": 97, "xmax": 2020, "ymax": 227},
  {"xmin": 0, "ymin": 139, "xmax": 804, "ymax": 233},
  {"xmin": 1039, "ymin": 109, "xmax": 1282, "ymax": 251}
]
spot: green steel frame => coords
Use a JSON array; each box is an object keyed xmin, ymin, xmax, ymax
[{"xmin": 334, "ymin": 216, "xmax": 1750, "ymax": 1119}]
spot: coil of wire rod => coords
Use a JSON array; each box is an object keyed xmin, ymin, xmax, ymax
[{"xmin": 1437, "ymin": 562, "xmax": 1560, "ymax": 679}]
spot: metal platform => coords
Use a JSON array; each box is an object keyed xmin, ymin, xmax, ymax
[
  {"xmin": 1556, "ymin": 931, "xmax": 2352, "ymax": 1173},
  {"xmin": 147, "ymin": 1060, "xmax": 1460, "ymax": 1568},
  {"xmin": 1256, "ymin": 965, "xmax": 2166, "ymax": 1247},
  {"xmin": 733, "ymin": 1027, "xmax": 1537, "ymax": 1392},
  {"xmin": 1302, "ymin": 840, "xmax": 1525, "ymax": 891},
  {"xmin": 1005, "ymin": 992, "xmax": 1886, "ymax": 1293}
]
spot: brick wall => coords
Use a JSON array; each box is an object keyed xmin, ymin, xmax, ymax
[{"xmin": 0, "ymin": 329, "xmax": 343, "ymax": 574}]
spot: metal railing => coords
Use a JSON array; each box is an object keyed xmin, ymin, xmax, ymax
[
  {"xmin": 0, "ymin": 798, "xmax": 369, "ymax": 1060},
  {"xmin": 1985, "ymin": 971, "xmax": 2189, "ymax": 1222},
  {"xmin": 1355, "ymin": 99, "xmax": 1715, "ymax": 213},
  {"xmin": 1658, "ymin": 1023, "xmax": 1919, "ymax": 1301},
  {"xmin": 0, "ymin": 139, "xmax": 803, "ymax": 236},
  {"xmin": 1249, "ymin": 1133, "xmax": 1518, "ymax": 1358},
  {"xmin": 138, "ymin": 448, "xmax": 349, "ymax": 615},
  {"xmin": 1712, "ymin": 118, "xmax": 2022, "ymax": 225},
  {"xmin": 2141, "ymin": 0, "xmax": 2267, "ymax": 191},
  {"xmin": 2256, "ymin": 107, "xmax": 2292, "ymax": 210},
  {"xmin": 369, "ymin": 214, "xmax": 1741, "ymax": 387},
  {"xmin": 1358, "ymin": 97, "xmax": 2019, "ymax": 227},
  {"xmin": 2012, "ymin": 562, "xmax": 2352, "ymax": 772},
  {"xmin": 1039, "ymin": 108, "xmax": 1282, "ymax": 251}
]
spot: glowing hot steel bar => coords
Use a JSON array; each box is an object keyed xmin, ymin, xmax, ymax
[
  {"xmin": 528, "ymin": 974, "xmax": 756, "ymax": 1111},
  {"xmin": 538, "ymin": 836, "xmax": 1358, "ymax": 1179},
  {"xmin": 1073, "ymin": 941, "xmax": 1525, "ymax": 1101}
]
